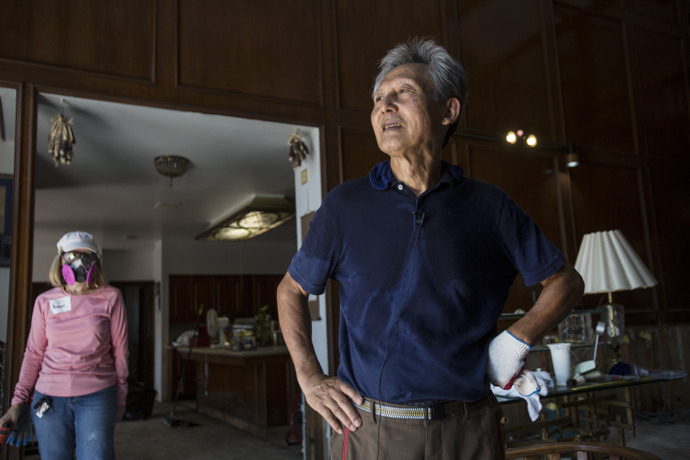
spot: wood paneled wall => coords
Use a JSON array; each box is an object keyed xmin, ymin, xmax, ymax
[{"xmin": 1, "ymin": 1, "xmax": 688, "ymax": 456}]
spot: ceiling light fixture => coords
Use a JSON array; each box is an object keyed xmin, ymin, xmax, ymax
[
  {"xmin": 457, "ymin": 131, "xmax": 581, "ymax": 170},
  {"xmin": 565, "ymin": 142, "xmax": 579, "ymax": 168},
  {"xmin": 196, "ymin": 196, "xmax": 295, "ymax": 241},
  {"xmin": 505, "ymin": 129, "xmax": 537, "ymax": 147},
  {"xmin": 154, "ymin": 155, "xmax": 191, "ymax": 188}
]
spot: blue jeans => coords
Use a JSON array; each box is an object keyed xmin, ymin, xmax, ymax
[{"xmin": 31, "ymin": 386, "xmax": 117, "ymax": 460}]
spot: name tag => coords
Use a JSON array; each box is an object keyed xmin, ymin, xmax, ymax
[{"xmin": 50, "ymin": 296, "xmax": 72, "ymax": 315}]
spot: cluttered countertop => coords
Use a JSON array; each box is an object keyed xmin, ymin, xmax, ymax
[
  {"xmin": 170, "ymin": 306, "xmax": 286, "ymax": 355},
  {"xmin": 173, "ymin": 345, "xmax": 289, "ymax": 357}
]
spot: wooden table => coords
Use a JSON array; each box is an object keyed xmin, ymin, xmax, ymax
[{"xmin": 186, "ymin": 346, "xmax": 298, "ymax": 439}]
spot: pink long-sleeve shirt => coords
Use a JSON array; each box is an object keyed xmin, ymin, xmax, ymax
[{"xmin": 12, "ymin": 285, "xmax": 129, "ymax": 406}]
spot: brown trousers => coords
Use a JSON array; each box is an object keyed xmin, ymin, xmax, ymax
[{"xmin": 329, "ymin": 394, "xmax": 505, "ymax": 460}]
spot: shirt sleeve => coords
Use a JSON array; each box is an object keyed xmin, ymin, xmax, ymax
[
  {"xmin": 12, "ymin": 298, "xmax": 48, "ymax": 405},
  {"xmin": 288, "ymin": 193, "xmax": 343, "ymax": 295},
  {"xmin": 109, "ymin": 288, "xmax": 130, "ymax": 406},
  {"xmin": 499, "ymin": 194, "xmax": 564, "ymax": 286}
]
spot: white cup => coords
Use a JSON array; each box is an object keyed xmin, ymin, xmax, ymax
[{"xmin": 547, "ymin": 343, "xmax": 572, "ymax": 386}]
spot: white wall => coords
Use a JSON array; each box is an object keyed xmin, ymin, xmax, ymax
[
  {"xmin": 161, "ymin": 238, "xmax": 295, "ymax": 275},
  {"xmin": 32, "ymin": 244, "xmax": 59, "ymax": 282},
  {"xmin": 0, "ymin": 87, "xmax": 17, "ymax": 343},
  {"xmin": 102, "ymin": 249, "xmax": 156, "ymax": 281},
  {"xmin": 153, "ymin": 240, "xmax": 164, "ymax": 399},
  {"xmin": 292, "ymin": 131, "xmax": 329, "ymax": 371},
  {"xmin": 0, "ymin": 267, "xmax": 8, "ymax": 343},
  {"xmin": 0, "ymin": 88, "xmax": 16, "ymax": 174},
  {"xmin": 292, "ymin": 129, "xmax": 329, "ymax": 460}
]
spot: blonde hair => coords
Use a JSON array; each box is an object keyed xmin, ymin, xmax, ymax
[{"xmin": 49, "ymin": 253, "xmax": 106, "ymax": 288}]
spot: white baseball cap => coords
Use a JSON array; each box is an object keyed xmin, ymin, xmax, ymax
[{"xmin": 56, "ymin": 231, "xmax": 100, "ymax": 255}]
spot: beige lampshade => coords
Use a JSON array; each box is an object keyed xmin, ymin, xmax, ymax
[{"xmin": 574, "ymin": 229, "xmax": 657, "ymax": 295}]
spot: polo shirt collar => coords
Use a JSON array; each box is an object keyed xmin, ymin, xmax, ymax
[{"xmin": 368, "ymin": 160, "xmax": 464, "ymax": 190}]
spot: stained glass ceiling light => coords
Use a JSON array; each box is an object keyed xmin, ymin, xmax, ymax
[{"xmin": 196, "ymin": 196, "xmax": 295, "ymax": 241}]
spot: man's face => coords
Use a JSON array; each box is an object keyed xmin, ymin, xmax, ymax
[{"xmin": 371, "ymin": 63, "xmax": 451, "ymax": 158}]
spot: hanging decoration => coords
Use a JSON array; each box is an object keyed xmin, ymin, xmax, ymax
[
  {"xmin": 288, "ymin": 129, "xmax": 309, "ymax": 169},
  {"xmin": 48, "ymin": 104, "xmax": 76, "ymax": 166}
]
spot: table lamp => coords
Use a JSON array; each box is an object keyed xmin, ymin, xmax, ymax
[{"xmin": 573, "ymin": 229, "xmax": 658, "ymax": 364}]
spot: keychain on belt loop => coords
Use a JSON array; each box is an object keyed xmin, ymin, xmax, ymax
[{"xmin": 34, "ymin": 397, "xmax": 54, "ymax": 418}]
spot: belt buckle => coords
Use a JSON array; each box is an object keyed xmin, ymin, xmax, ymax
[{"xmin": 426, "ymin": 402, "xmax": 446, "ymax": 421}]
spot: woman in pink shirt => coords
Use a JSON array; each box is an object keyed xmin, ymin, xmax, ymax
[{"xmin": 0, "ymin": 231, "xmax": 129, "ymax": 460}]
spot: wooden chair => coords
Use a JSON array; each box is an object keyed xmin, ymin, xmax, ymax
[{"xmin": 505, "ymin": 441, "xmax": 661, "ymax": 460}]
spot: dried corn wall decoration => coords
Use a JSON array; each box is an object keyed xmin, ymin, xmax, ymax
[
  {"xmin": 288, "ymin": 129, "xmax": 308, "ymax": 169},
  {"xmin": 48, "ymin": 113, "xmax": 76, "ymax": 166}
]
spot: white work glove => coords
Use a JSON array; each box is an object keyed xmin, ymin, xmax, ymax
[
  {"xmin": 490, "ymin": 370, "xmax": 545, "ymax": 420},
  {"xmin": 487, "ymin": 330, "xmax": 532, "ymax": 390},
  {"xmin": 512, "ymin": 369, "xmax": 540, "ymax": 396}
]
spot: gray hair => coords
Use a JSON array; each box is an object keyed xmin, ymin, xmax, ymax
[{"xmin": 372, "ymin": 38, "xmax": 466, "ymax": 146}]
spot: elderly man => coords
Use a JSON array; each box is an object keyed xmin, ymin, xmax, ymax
[{"xmin": 277, "ymin": 38, "xmax": 584, "ymax": 459}]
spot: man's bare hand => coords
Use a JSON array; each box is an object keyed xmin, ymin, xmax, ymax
[
  {"xmin": 302, "ymin": 373, "xmax": 364, "ymax": 434},
  {"xmin": 277, "ymin": 272, "xmax": 364, "ymax": 434}
]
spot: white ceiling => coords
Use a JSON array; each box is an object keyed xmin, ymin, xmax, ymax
[{"xmin": 28, "ymin": 93, "xmax": 317, "ymax": 252}]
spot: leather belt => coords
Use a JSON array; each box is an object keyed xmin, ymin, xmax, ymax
[{"xmin": 353, "ymin": 395, "xmax": 491, "ymax": 421}]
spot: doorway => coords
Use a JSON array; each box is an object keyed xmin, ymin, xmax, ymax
[{"xmin": 30, "ymin": 92, "xmax": 318, "ymax": 400}]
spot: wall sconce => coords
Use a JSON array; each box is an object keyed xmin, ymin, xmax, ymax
[
  {"xmin": 565, "ymin": 142, "xmax": 579, "ymax": 168},
  {"xmin": 196, "ymin": 196, "xmax": 295, "ymax": 241},
  {"xmin": 506, "ymin": 129, "xmax": 537, "ymax": 147}
]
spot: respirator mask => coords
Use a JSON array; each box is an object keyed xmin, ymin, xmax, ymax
[{"xmin": 61, "ymin": 251, "xmax": 99, "ymax": 285}]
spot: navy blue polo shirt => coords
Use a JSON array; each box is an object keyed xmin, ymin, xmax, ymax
[{"xmin": 288, "ymin": 161, "xmax": 563, "ymax": 403}]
